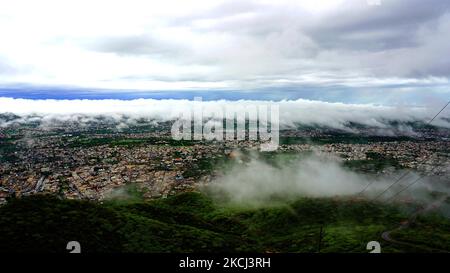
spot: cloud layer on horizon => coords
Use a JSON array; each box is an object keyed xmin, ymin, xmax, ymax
[{"xmin": 1, "ymin": 97, "xmax": 449, "ymax": 130}]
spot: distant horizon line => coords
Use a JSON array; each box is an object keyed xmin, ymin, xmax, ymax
[
  {"xmin": 1, "ymin": 84, "xmax": 449, "ymax": 107},
  {"xmin": 0, "ymin": 87, "xmax": 356, "ymax": 102}
]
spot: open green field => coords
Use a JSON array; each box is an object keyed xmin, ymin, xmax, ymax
[
  {"xmin": 67, "ymin": 136, "xmax": 197, "ymax": 148},
  {"xmin": 1, "ymin": 191, "xmax": 449, "ymax": 253}
]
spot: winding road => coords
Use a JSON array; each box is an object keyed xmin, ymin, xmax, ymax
[{"xmin": 381, "ymin": 198, "xmax": 450, "ymax": 253}]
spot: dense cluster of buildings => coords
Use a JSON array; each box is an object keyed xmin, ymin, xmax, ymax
[{"xmin": 1, "ymin": 123, "xmax": 449, "ymax": 205}]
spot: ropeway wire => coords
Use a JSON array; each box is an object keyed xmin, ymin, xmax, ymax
[
  {"xmin": 357, "ymin": 100, "xmax": 450, "ymax": 199},
  {"xmin": 385, "ymin": 164, "xmax": 440, "ymax": 203}
]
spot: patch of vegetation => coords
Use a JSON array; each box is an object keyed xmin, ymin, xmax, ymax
[
  {"xmin": 1, "ymin": 192, "xmax": 449, "ymax": 253},
  {"xmin": 0, "ymin": 137, "xmax": 19, "ymax": 163},
  {"xmin": 343, "ymin": 152, "xmax": 401, "ymax": 173},
  {"xmin": 389, "ymin": 212, "xmax": 450, "ymax": 252},
  {"xmin": 256, "ymin": 150, "xmax": 314, "ymax": 168},
  {"xmin": 182, "ymin": 154, "xmax": 230, "ymax": 179},
  {"xmin": 0, "ymin": 195, "xmax": 124, "ymax": 252},
  {"xmin": 280, "ymin": 135, "xmax": 419, "ymax": 145},
  {"xmin": 68, "ymin": 136, "xmax": 198, "ymax": 148},
  {"xmin": 103, "ymin": 184, "xmax": 146, "ymax": 205}
]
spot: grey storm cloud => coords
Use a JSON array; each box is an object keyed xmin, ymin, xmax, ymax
[
  {"xmin": 1, "ymin": 0, "xmax": 450, "ymax": 92},
  {"xmin": 84, "ymin": 0, "xmax": 450, "ymax": 82},
  {"xmin": 89, "ymin": 35, "xmax": 189, "ymax": 58}
]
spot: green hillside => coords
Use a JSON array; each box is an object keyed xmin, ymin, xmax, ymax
[{"xmin": 0, "ymin": 192, "xmax": 449, "ymax": 253}]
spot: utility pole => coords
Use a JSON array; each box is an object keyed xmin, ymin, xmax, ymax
[{"xmin": 318, "ymin": 224, "xmax": 324, "ymax": 253}]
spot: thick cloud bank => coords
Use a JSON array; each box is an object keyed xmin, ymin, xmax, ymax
[{"xmin": 1, "ymin": 97, "xmax": 449, "ymax": 130}]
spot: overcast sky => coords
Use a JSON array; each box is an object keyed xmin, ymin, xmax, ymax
[{"xmin": 0, "ymin": 0, "xmax": 450, "ymax": 102}]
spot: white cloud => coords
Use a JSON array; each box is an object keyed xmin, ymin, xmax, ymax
[
  {"xmin": 1, "ymin": 97, "xmax": 449, "ymax": 129},
  {"xmin": 206, "ymin": 153, "xmax": 447, "ymax": 205},
  {"xmin": 0, "ymin": 0, "xmax": 449, "ymax": 92}
]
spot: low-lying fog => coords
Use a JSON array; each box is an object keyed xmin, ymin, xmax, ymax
[{"xmin": 206, "ymin": 152, "xmax": 450, "ymax": 210}]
